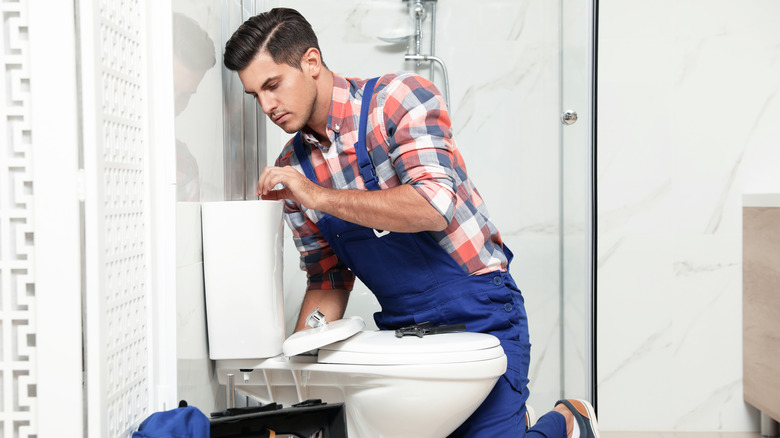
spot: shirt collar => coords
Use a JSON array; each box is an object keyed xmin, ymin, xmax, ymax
[
  {"xmin": 301, "ymin": 73, "xmax": 349, "ymax": 151},
  {"xmin": 328, "ymin": 73, "xmax": 350, "ymax": 134}
]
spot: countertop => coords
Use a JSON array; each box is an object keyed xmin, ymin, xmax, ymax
[{"xmin": 743, "ymin": 193, "xmax": 780, "ymax": 207}]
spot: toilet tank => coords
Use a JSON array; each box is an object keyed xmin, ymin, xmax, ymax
[{"xmin": 201, "ymin": 200, "xmax": 285, "ymax": 359}]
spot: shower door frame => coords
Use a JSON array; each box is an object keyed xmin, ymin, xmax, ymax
[{"xmin": 560, "ymin": 0, "xmax": 598, "ymax": 407}]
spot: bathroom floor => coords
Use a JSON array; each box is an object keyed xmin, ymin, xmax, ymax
[{"xmin": 601, "ymin": 432, "xmax": 763, "ymax": 438}]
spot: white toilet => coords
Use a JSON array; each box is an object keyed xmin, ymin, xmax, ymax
[{"xmin": 202, "ymin": 201, "xmax": 507, "ymax": 437}]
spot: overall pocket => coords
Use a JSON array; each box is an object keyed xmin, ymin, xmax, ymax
[{"xmin": 337, "ymin": 229, "xmax": 438, "ymax": 298}]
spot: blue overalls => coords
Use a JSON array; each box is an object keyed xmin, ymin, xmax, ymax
[{"xmin": 291, "ymin": 78, "xmax": 557, "ymax": 437}]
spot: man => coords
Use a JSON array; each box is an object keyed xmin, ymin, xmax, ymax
[{"xmin": 223, "ymin": 7, "xmax": 599, "ymax": 438}]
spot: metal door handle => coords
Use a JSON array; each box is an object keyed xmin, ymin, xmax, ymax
[{"xmin": 561, "ymin": 110, "xmax": 578, "ymax": 125}]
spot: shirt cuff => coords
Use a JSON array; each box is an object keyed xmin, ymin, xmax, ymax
[
  {"xmin": 306, "ymin": 269, "xmax": 356, "ymax": 292},
  {"xmin": 412, "ymin": 179, "xmax": 456, "ymax": 224}
]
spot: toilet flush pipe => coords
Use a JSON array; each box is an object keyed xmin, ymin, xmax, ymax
[
  {"xmin": 291, "ymin": 369, "xmax": 310, "ymax": 403},
  {"xmin": 404, "ymin": 54, "xmax": 451, "ymax": 111},
  {"xmin": 262, "ymin": 369, "xmax": 276, "ymax": 401}
]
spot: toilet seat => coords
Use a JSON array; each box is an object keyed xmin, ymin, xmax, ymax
[{"xmin": 318, "ymin": 330, "xmax": 504, "ymax": 365}]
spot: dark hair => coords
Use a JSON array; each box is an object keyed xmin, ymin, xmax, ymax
[{"xmin": 223, "ymin": 8, "xmax": 326, "ymax": 71}]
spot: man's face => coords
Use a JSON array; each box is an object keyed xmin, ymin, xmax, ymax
[{"xmin": 238, "ymin": 51, "xmax": 316, "ymax": 134}]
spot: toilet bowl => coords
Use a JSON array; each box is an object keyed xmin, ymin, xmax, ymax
[
  {"xmin": 201, "ymin": 201, "xmax": 507, "ymax": 437},
  {"xmin": 215, "ymin": 317, "xmax": 507, "ymax": 438}
]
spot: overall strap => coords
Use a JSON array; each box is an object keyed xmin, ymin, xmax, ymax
[
  {"xmin": 354, "ymin": 77, "xmax": 380, "ymax": 191},
  {"xmin": 292, "ymin": 132, "xmax": 317, "ymax": 182}
]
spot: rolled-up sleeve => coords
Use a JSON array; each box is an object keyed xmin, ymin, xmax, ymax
[{"xmin": 377, "ymin": 74, "xmax": 458, "ymax": 224}]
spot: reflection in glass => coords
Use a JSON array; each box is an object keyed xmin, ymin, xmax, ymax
[{"xmin": 173, "ymin": 12, "xmax": 216, "ymax": 201}]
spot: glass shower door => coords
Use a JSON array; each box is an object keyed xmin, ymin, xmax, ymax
[{"xmin": 560, "ymin": 0, "xmax": 597, "ymax": 405}]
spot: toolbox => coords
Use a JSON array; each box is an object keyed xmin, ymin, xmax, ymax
[{"xmin": 210, "ymin": 400, "xmax": 347, "ymax": 438}]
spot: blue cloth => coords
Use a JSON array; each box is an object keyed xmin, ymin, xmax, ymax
[
  {"xmin": 293, "ymin": 77, "xmax": 559, "ymax": 436},
  {"xmin": 133, "ymin": 405, "xmax": 209, "ymax": 438}
]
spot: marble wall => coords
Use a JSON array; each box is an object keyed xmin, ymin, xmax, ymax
[{"xmin": 597, "ymin": 0, "xmax": 780, "ymax": 432}]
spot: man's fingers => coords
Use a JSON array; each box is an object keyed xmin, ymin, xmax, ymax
[
  {"xmin": 257, "ymin": 166, "xmax": 303, "ymax": 202},
  {"xmin": 257, "ymin": 167, "xmax": 283, "ymax": 196},
  {"xmin": 260, "ymin": 189, "xmax": 286, "ymax": 201}
]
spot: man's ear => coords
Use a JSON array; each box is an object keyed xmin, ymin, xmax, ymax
[{"xmin": 301, "ymin": 47, "xmax": 322, "ymax": 77}]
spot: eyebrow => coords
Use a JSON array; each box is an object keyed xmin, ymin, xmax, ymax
[
  {"xmin": 261, "ymin": 76, "xmax": 277, "ymax": 89},
  {"xmin": 244, "ymin": 75, "xmax": 279, "ymax": 97}
]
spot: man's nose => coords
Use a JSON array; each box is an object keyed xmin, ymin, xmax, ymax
[{"xmin": 257, "ymin": 94, "xmax": 275, "ymax": 116}]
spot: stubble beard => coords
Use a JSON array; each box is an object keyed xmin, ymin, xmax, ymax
[{"xmin": 279, "ymin": 86, "xmax": 318, "ymax": 135}]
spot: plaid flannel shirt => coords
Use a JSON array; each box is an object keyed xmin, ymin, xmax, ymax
[{"xmin": 277, "ymin": 72, "xmax": 507, "ymax": 291}]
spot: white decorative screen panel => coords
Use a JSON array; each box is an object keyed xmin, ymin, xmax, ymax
[
  {"xmin": 1, "ymin": 0, "xmax": 37, "ymax": 437},
  {"xmin": 81, "ymin": 0, "xmax": 153, "ymax": 436}
]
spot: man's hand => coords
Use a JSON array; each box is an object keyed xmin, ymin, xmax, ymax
[
  {"xmin": 295, "ymin": 288, "xmax": 351, "ymax": 332},
  {"xmin": 257, "ymin": 165, "xmax": 319, "ymax": 206}
]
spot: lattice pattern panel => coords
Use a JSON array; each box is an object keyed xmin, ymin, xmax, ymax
[
  {"xmin": 95, "ymin": 0, "xmax": 150, "ymax": 436},
  {"xmin": 1, "ymin": 1, "xmax": 37, "ymax": 437}
]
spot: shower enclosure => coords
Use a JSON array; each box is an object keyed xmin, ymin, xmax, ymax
[{"xmin": 173, "ymin": 0, "xmax": 597, "ymax": 415}]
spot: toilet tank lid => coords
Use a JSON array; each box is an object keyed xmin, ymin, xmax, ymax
[
  {"xmin": 282, "ymin": 316, "xmax": 365, "ymax": 357},
  {"xmin": 317, "ymin": 330, "xmax": 504, "ymax": 365}
]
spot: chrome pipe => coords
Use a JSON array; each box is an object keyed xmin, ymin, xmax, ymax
[
  {"xmin": 404, "ymin": 54, "xmax": 451, "ymax": 112},
  {"xmin": 410, "ymin": 1, "xmax": 425, "ymax": 66},
  {"xmin": 226, "ymin": 373, "xmax": 236, "ymax": 409},
  {"xmin": 429, "ymin": 2, "xmax": 436, "ymax": 82}
]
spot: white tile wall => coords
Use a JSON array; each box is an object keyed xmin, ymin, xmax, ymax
[{"xmin": 598, "ymin": 0, "xmax": 780, "ymax": 432}]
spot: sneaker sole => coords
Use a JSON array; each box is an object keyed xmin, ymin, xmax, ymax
[
  {"xmin": 578, "ymin": 399, "xmax": 601, "ymax": 438},
  {"xmin": 559, "ymin": 399, "xmax": 601, "ymax": 438}
]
